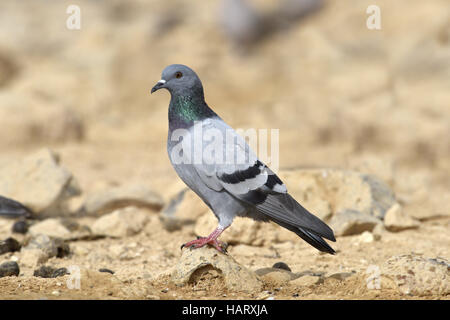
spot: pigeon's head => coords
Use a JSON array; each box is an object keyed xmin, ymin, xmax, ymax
[{"xmin": 151, "ymin": 64, "xmax": 204, "ymax": 97}]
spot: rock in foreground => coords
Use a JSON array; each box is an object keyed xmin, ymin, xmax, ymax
[
  {"xmin": 383, "ymin": 203, "xmax": 420, "ymax": 232},
  {"xmin": 381, "ymin": 254, "xmax": 449, "ymax": 296},
  {"xmin": 83, "ymin": 183, "xmax": 164, "ymax": 216},
  {"xmin": 0, "ymin": 149, "xmax": 81, "ymax": 217},
  {"xmin": 171, "ymin": 246, "xmax": 262, "ymax": 293},
  {"xmin": 91, "ymin": 206, "xmax": 149, "ymax": 238},
  {"xmin": 0, "ymin": 261, "xmax": 20, "ymax": 278}
]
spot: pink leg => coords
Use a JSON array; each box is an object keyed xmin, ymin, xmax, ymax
[{"xmin": 181, "ymin": 227, "xmax": 228, "ymax": 253}]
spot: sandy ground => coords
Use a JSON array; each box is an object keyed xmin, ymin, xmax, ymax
[{"xmin": 0, "ymin": 0, "xmax": 449, "ymax": 299}]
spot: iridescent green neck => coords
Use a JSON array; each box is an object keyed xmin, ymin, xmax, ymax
[{"xmin": 169, "ymin": 95, "xmax": 216, "ymax": 129}]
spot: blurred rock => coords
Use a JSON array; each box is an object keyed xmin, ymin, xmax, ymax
[
  {"xmin": 0, "ymin": 92, "xmax": 84, "ymax": 147},
  {"xmin": 28, "ymin": 217, "xmax": 91, "ymax": 241},
  {"xmin": 347, "ymin": 156, "xmax": 395, "ymax": 186},
  {"xmin": 371, "ymin": 223, "xmax": 385, "ymax": 241},
  {"xmin": 24, "ymin": 234, "xmax": 59, "ymax": 258},
  {"xmin": 256, "ymin": 268, "xmax": 293, "ymax": 286},
  {"xmin": 12, "ymin": 220, "xmax": 29, "ymax": 234},
  {"xmin": 0, "ymin": 261, "xmax": 20, "ymax": 278},
  {"xmin": 79, "ymin": 268, "xmax": 124, "ymax": 296},
  {"xmin": 272, "ymin": 262, "xmax": 291, "ymax": 272},
  {"xmin": 290, "ymin": 275, "xmax": 321, "ymax": 287},
  {"xmin": 277, "ymin": 0, "xmax": 323, "ymax": 22},
  {"xmin": 219, "ymin": 0, "xmax": 266, "ymax": 50},
  {"xmin": 329, "ymin": 209, "xmax": 381, "ymax": 236},
  {"xmin": 219, "ymin": 0, "xmax": 323, "ymax": 52},
  {"xmin": 325, "ymin": 272, "xmax": 356, "ymax": 281},
  {"xmin": 20, "ymin": 248, "xmax": 50, "ymax": 267},
  {"xmin": 384, "ymin": 203, "xmax": 420, "ymax": 232},
  {"xmin": 29, "ymin": 219, "xmax": 71, "ymax": 239},
  {"xmin": 33, "ymin": 266, "xmax": 69, "ymax": 278},
  {"xmin": 0, "ymin": 237, "xmax": 21, "ymax": 255},
  {"xmin": 91, "ymin": 206, "xmax": 149, "ymax": 238},
  {"xmin": 83, "ymin": 183, "xmax": 164, "ymax": 216},
  {"xmin": 171, "ymin": 246, "xmax": 262, "ymax": 292},
  {"xmin": 354, "ymin": 231, "xmax": 375, "ymax": 243},
  {"xmin": 160, "ymin": 188, "xmax": 209, "ymax": 231},
  {"xmin": 0, "ymin": 149, "xmax": 81, "ymax": 217},
  {"xmin": 98, "ymin": 268, "xmax": 115, "ymax": 275},
  {"xmin": 381, "ymin": 254, "xmax": 449, "ymax": 296},
  {"xmin": 279, "ymin": 169, "xmax": 397, "ymax": 221},
  {"xmin": 0, "ymin": 49, "xmax": 19, "ymax": 87}
]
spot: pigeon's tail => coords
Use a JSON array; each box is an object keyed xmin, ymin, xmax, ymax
[
  {"xmin": 252, "ymin": 193, "xmax": 336, "ymax": 254},
  {"xmin": 0, "ymin": 196, "xmax": 33, "ymax": 219},
  {"xmin": 272, "ymin": 218, "xmax": 336, "ymax": 254}
]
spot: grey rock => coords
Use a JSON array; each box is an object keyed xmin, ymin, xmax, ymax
[
  {"xmin": 0, "ymin": 149, "xmax": 81, "ymax": 217},
  {"xmin": 171, "ymin": 246, "xmax": 262, "ymax": 292},
  {"xmin": 12, "ymin": 220, "xmax": 29, "ymax": 234},
  {"xmin": 29, "ymin": 219, "xmax": 71, "ymax": 239},
  {"xmin": 255, "ymin": 268, "xmax": 295, "ymax": 286},
  {"xmin": 0, "ymin": 237, "xmax": 21, "ymax": 255},
  {"xmin": 34, "ymin": 266, "xmax": 69, "ymax": 278},
  {"xmin": 272, "ymin": 262, "xmax": 291, "ymax": 272},
  {"xmin": 0, "ymin": 92, "xmax": 84, "ymax": 147},
  {"xmin": 384, "ymin": 203, "xmax": 420, "ymax": 232},
  {"xmin": 83, "ymin": 183, "xmax": 164, "ymax": 216},
  {"xmin": 91, "ymin": 206, "xmax": 149, "ymax": 238},
  {"xmin": 24, "ymin": 234, "xmax": 70, "ymax": 259},
  {"xmin": 280, "ymin": 169, "xmax": 397, "ymax": 222},
  {"xmin": 381, "ymin": 254, "xmax": 449, "ymax": 296},
  {"xmin": 329, "ymin": 209, "xmax": 381, "ymax": 236},
  {"xmin": 99, "ymin": 268, "xmax": 115, "ymax": 275},
  {"xmin": 219, "ymin": 0, "xmax": 266, "ymax": 49},
  {"xmin": 0, "ymin": 261, "xmax": 20, "ymax": 277}
]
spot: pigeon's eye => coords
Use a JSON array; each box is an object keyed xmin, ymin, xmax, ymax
[{"xmin": 175, "ymin": 72, "xmax": 183, "ymax": 79}]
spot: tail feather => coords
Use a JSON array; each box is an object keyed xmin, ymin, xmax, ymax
[
  {"xmin": 254, "ymin": 193, "xmax": 336, "ymax": 241},
  {"xmin": 271, "ymin": 217, "xmax": 336, "ymax": 254}
]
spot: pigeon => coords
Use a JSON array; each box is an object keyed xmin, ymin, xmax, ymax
[
  {"xmin": 151, "ymin": 64, "xmax": 336, "ymax": 254},
  {"xmin": 0, "ymin": 195, "xmax": 33, "ymax": 219}
]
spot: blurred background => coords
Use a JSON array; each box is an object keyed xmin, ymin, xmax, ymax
[
  {"xmin": 0, "ymin": 0, "xmax": 448, "ymax": 213},
  {"xmin": 0, "ymin": 0, "xmax": 449, "ymax": 299}
]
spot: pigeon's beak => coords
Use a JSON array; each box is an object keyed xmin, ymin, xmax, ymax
[{"xmin": 151, "ymin": 79, "xmax": 166, "ymax": 94}]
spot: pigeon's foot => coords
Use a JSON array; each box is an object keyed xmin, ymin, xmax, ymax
[
  {"xmin": 181, "ymin": 227, "xmax": 228, "ymax": 253},
  {"xmin": 181, "ymin": 237, "xmax": 228, "ymax": 253}
]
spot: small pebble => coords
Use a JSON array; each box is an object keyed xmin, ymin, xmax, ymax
[
  {"xmin": 98, "ymin": 268, "xmax": 115, "ymax": 274},
  {"xmin": 272, "ymin": 262, "xmax": 291, "ymax": 272},
  {"xmin": 33, "ymin": 266, "xmax": 68, "ymax": 278},
  {"xmin": 52, "ymin": 290, "xmax": 60, "ymax": 296},
  {"xmin": 52, "ymin": 268, "xmax": 69, "ymax": 278},
  {"xmin": 0, "ymin": 261, "xmax": 20, "ymax": 277},
  {"xmin": 12, "ymin": 220, "xmax": 29, "ymax": 234},
  {"xmin": 34, "ymin": 266, "xmax": 56, "ymax": 278},
  {"xmin": 0, "ymin": 237, "xmax": 21, "ymax": 255},
  {"xmin": 54, "ymin": 239, "xmax": 70, "ymax": 258}
]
